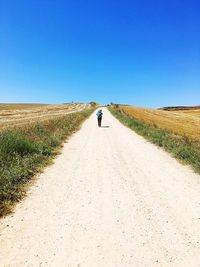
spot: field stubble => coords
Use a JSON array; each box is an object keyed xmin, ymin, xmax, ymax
[
  {"xmin": 120, "ymin": 105, "xmax": 200, "ymax": 141},
  {"xmin": 0, "ymin": 103, "xmax": 91, "ymax": 128}
]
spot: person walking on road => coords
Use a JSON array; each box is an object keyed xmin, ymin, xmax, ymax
[{"xmin": 96, "ymin": 109, "xmax": 103, "ymax": 127}]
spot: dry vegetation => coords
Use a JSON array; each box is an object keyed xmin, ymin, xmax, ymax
[
  {"xmin": 0, "ymin": 103, "xmax": 48, "ymax": 110},
  {"xmin": 0, "ymin": 103, "xmax": 92, "ymax": 128},
  {"xmin": 0, "ymin": 103, "xmax": 96, "ymax": 217},
  {"xmin": 119, "ymin": 105, "xmax": 200, "ymax": 141},
  {"xmin": 109, "ymin": 104, "xmax": 200, "ymax": 176}
]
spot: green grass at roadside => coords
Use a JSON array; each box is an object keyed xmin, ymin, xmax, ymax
[
  {"xmin": 109, "ymin": 106, "xmax": 200, "ymax": 175},
  {"xmin": 0, "ymin": 108, "xmax": 95, "ymax": 217}
]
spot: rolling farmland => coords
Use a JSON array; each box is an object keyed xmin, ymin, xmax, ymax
[
  {"xmin": 119, "ymin": 105, "xmax": 200, "ymax": 141},
  {"xmin": 0, "ymin": 102, "xmax": 96, "ymax": 217},
  {"xmin": 0, "ymin": 103, "xmax": 92, "ymax": 128}
]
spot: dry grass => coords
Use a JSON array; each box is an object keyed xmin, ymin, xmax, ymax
[
  {"xmin": 109, "ymin": 105, "xmax": 200, "ymax": 176},
  {"xmin": 120, "ymin": 105, "xmax": 200, "ymax": 141},
  {"xmin": 0, "ymin": 104, "xmax": 47, "ymax": 110},
  {"xmin": 0, "ymin": 107, "xmax": 95, "ymax": 217},
  {"xmin": 0, "ymin": 103, "xmax": 92, "ymax": 128}
]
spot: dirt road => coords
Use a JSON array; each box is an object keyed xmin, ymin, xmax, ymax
[{"xmin": 1, "ymin": 108, "xmax": 200, "ymax": 267}]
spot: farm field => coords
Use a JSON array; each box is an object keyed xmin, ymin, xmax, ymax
[
  {"xmin": 0, "ymin": 104, "xmax": 48, "ymax": 110},
  {"xmin": 0, "ymin": 103, "xmax": 92, "ymax": 128},
  {"xmin": 0, "ymin": 104, "xmax": 95, "ymax": 217},
  {"xmin": 119, "ymin": 105, "xmax": 200, "ymax": 141}
]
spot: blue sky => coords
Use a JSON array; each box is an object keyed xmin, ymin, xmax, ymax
[{"xmin": 0, "ymin": 0, "xmax": 199, "ymax": 107}]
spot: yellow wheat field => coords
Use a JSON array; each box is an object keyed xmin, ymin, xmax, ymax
[
  {"xmin": 120, "ymin": 105, "xmax": 200, "ymax": 141},
  {"xmin": 0, "ymin": 103, "xmax": 92, "ymax": 128}
]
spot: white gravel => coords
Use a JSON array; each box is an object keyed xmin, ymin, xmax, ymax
[{"xmin": 1, "ymin": 108, "xmax": 200, "ymax": 267}]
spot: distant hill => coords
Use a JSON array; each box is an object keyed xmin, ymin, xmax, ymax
[{"xmin": 159, "ymin": 106, "xmax": 200, "ymax": 111}]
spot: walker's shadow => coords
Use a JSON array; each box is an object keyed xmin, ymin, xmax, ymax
[{"xmin": 101, "ymin": 126, "xmax": 110, "ymax": 128}]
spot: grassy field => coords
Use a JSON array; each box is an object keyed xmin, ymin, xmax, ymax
[
  {"xmin": 0, "ymin": 103, "xmax": 48, "ymax": 110},
  {"xmin": 0, "ymin": 104, "xmax": 96, "ymax": 217},
  {"xmin": 109, "ymin": 105, "xmax": 200, "ymax": 175},
  {"xmin": 0, "ymin": 103, "xmax": 92, "ymax": 128},
  {"xmin": 119, "ymin": 105, "xmax": 200, "ymax": 141}
]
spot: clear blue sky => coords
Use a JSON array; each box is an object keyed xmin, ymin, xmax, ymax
[{"xmin": 0, "ymin": 0, "xmax": 199, "ymax": 107}]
